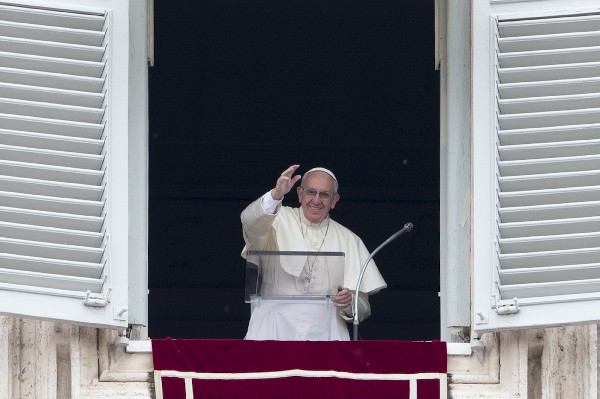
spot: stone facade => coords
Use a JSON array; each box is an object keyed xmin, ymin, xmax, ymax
[
  {"xmin": 449, "ymin": 325, "xmax": 599, "ymax": 398},
  {"xmin": 0, "ymin": 317, "xmax": 152, "ymax": 398},
  {"xmin": 1, "ymin": 316, "xmax": 597, "ymax": 398}
]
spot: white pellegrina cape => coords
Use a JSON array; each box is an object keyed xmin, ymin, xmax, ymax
[{"xmin": 241, "ymin": 197, "xmax": 387, "ymax": 341}]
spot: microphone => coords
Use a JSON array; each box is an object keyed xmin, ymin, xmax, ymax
[{"xmin": 352, "ymin": 222, "xmax": 413, "ymax": 340}]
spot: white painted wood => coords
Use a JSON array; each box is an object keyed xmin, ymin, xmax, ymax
[
  {"xmin": 0, "ymin": 0, "xmax": 136, "ymax": 328},
  {"xmin": 439, "ymin": 0, "xmax": 472, "ymax": 342},
  {"xmin": 473, "ymin": 0, "xmax": 600, "ymax": 333}
]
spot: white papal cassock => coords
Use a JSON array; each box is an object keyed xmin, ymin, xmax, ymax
[{"xmin": 241, "ymin": 194, "xmax": 387, "ymax": 341}]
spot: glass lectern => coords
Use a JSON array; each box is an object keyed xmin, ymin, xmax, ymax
[{"xmin": 245, "ymin": 250, "xmax": 345, "ymax": 312}]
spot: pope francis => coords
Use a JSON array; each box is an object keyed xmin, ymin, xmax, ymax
[{"xmin": 241, "ymin": 164, "xmax": 387, "ymax": 340}]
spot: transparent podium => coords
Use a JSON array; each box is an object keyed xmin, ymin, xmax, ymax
[
  {"xmin": 245, "ymin": 250, "xmax": 345, "ymax": 307},
  {"xmin": 244, "ymin": 251, "xmax": 346, "ymax": 340}
]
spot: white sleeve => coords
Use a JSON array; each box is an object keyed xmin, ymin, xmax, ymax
[
  {"xmin": 340, "ymin": 292, "xmax": 371, "ymax": 322},
  {"xmin": 261, "ymin": 190, "xmax": 282, "ymax": 214}
]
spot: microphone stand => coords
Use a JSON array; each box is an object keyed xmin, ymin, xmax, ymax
[{"xmin": 352, "ymin": 222, "xmax": 413, "ymax": 341}]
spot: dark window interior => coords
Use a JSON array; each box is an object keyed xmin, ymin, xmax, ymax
[{"xmin": 148, "ymin": 0, "xmax": 440, "ymax": 340}]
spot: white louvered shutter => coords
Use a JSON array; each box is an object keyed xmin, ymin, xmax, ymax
[
  {"xmin": 474, "ymin": 10, "xmax": 600, "ymax": 332},
  {"xmin": 0, "ymin": 2, "xmax": 129, "ymax": 328}
]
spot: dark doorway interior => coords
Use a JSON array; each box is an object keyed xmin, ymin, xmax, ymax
[{"xmin": 148, "ymin": 0, "xmax": 440, "ymax": 340}]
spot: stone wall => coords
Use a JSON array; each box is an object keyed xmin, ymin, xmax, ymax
[
  {"xmin": 0, "ymin": 317, "xmax": 153, "ymax": 399},
  {"xmin": 449, "ymin": 324, "xmax": 599, "ymax": 398},
  {"xmin": 1, "ymin": 315, "xmax": 598, "ymax": 398}
]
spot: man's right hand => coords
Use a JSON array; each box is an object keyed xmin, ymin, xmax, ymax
[{"xmin": 271, "ymin": 164, "xmax": 302, "ymax": 200}]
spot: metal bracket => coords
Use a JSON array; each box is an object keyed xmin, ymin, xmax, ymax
[
  {"xmin": 114, "ymin": 307, "xmax": 128, "ymax": 321},
  {"xmin": 475, "ymin": 310, "xmax": 488, "ymax": 324},
  {"xmin": 84, "ymin": 290, "xmax": 109, "ymax": 307},
  {"xmin": 495, "ymin": 297, "xmax": 519, "ymax": 315}
]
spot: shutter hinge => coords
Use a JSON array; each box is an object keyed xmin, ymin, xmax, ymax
[
  {"xmin": 495, "ymin": 297, "xmax": 519, "ymax": 315},
  {"xmin": 84, "ymin": 290, "xmax": 109, "ymax": 307}
]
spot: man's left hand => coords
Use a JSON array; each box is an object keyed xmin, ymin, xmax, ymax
[{"xmin": 333, "ymin": 286, "xmax": 352, "ymax": 309}]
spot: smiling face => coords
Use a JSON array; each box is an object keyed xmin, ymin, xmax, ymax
[{"xmin": 296, "ymin": 171, "xmax": 340, "ymax": 224}]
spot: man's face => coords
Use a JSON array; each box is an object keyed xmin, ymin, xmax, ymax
[{"xmin": 296, "ymin": 171, "xmax": 340, "ymax": 224}]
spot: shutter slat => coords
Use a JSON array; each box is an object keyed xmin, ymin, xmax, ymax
[
  {"xmin": 0, "ymin": 52, "xmax": 105, "ymax": 77},
  {"xmin": 0, "ymin": 4, "xmax": 105, "ymax": 31},
  {"xmin": 499, "ymin": 217, "xmax": 600, "ymax": 238},
  {"xmin": 0, "ymin": 221, "xmax": 103, "ymax": 247},
  {"xmin": 499, "ymin": 108, "xmax": 600, "ymax": 130},
  {"xmin": 499, "ymin": 247, "xmax": 600, "ymax": 269},
  {"xmin": 500, "ymin": 263, "xmax": 600, "ymax": 285},
  {"xmin": 499, "ymin": 48, "xmax": 600, "ymax": 68},
  {"xmin": 499, "ymin": 186, "xmax": 600, "ymax": 207},
  {"xmin": 499, "ymin": 78, "xmax": 600, "ymax": 99},
  {"xmin": 0, "ymin": 191, "xmax": 104, "ymax": 217},
  {"xmin": 500, "ymin": 232, "xmax": 600, "ymax": 252},
  {"xmin": 0, "ymin": 176, "xmax": 103, "ymax": 201},
  {"xmin": 499, "ymin": 124, "xmax": 600, "ymax": 145},
  {"xmin": 499, "ymin": 93, "xmax": 600, "ymax": 114},
  {"xmin": 0, "ymin": 35, "xmax": 105, "ymax": 61},
  {"xmin": 0, "ymin": 114, "xmax": 104, "ymax": 139},
  {"xmin": 499, "ymin": 31, "xmax": 600, "ymax": 53},
  {"xmin": 499, "ymin": 170, "xmax": 600, "ymax": 192},
  {"xmin": 0, "ymin": 206, "xmax": 102, "ymax": 232},
  {"xmin": 498, "ymin": 155, "xmax": 600, "ymax": 176},
  {"xmin": 0, "ymin": 67, "xmax": 104, "ymax": 93},
  {"xmin": 0, "ymin": 144, "xmax": 104, "ymax": 169},
  {"xmin": 499, "ymin": 62, "xmax": 600, "ymax": 84},
  {"xmin": 499, "ymin": 139, "xmax": 600, "ymax": 160},
  {"xmin": 499, "ymin": 278, "xmax": 600, "ymax": 299},
  {"xmin": 500, "ymin": 201, "xmax": 600, "ymax": 223},
  {"xmin": 499, "ymin": 15, "xmax": 600, "ymax": 37},
  {"xmin": 0, "ymin": 22, "xmax": 104, "ymax": 47},
  {"xmin": 0, "ymin": 129, "xmax": 103, "ymax": 154},
  {"xmin": 0, "ymin": 82, "xmax": 104, "ymax": 108},
  {"xmin": 0, "ymin": 160, "xmax": 103, "ymax": 185},
  {"xmin": 0, "ymin": 253, "xmax": 102, "ymax": 278},
  {"xmin": 0, "ymin": 267, "xmax": 102, "ymax": 292},
  {"xmin": 0, "ymin": 98, "xmax": 104, "ymax": 123},
  {"xmin": 0, "ymin": 237, "xmax": 103, "ymax": 263}
]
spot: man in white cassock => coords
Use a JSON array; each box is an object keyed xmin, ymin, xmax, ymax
[{"xmin": 240, "ymin": 164, "xmax": 387, "ymax": 340}]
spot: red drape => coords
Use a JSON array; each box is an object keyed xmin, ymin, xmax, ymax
[{"xmin": 152, "ymin": 339, "xmax": 447, "ymax": 399}]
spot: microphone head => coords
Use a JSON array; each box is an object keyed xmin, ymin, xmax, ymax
[{"xmin": 404, "ymin": 222, "xmax": 414, "ymax": 232}]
